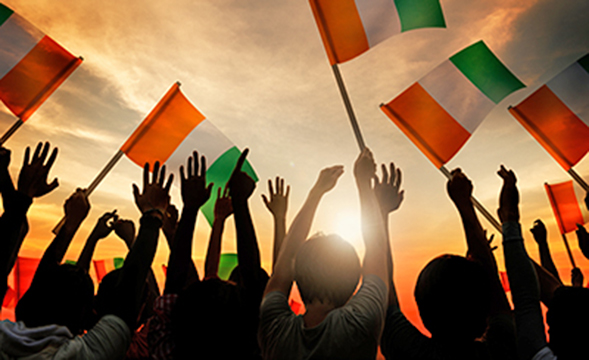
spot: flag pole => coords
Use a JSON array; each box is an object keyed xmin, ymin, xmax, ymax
[
  {"xmin": 52, "ymin": 150, "xmax": 125, "ymax": 234},
  {"xmin": 439, "ymin": 165, "xmax": 502, "ymax": 232},
  {"xmin": 568, "ymin": 168, "xmax": 589, "ymax": 192},
  {"xmin": 561, "ymin": 232, "xmax": 577, "ymax": 268},
  {"xmin": 0, "ymin": 119, "xmax": 24, "ymax": 145},
  {"xmin": 331, "ymin": 64, "xmax": 366, "ymax": 151}
]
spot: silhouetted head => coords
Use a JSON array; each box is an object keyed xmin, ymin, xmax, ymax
[
  {"xmin": 415, "ymin": 254, "xmax": 491, "ymax": 342},
  {"xmin": 229, "ymin": 265, "xmax": 269, "ymax": 289},
  {"xmin": 294, "ymin": 234, "xmax": 361, "ymax": 308},
  {"xmin": 172, "ymin": 278, "xmax": 244, "ymax": 359},
  {"xmin": 94, "ymin": 269, "xmax": 122, "ymax": 318},
  {"xmin": 547, "ymin": 286, "xmax": 589, "ymax": 360},
  {"xmin": 16, "ymin": 264, "xmax": 94, "ymax": 335}
]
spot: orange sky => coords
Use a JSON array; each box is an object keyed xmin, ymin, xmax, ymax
[{"xmin": 1, "ymin": 0, "xmax": 589, "ymax": 334}]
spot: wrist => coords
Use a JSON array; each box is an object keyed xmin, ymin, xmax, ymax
[{"xmin": 143, "ymin": 208, "xmax": 165, "ymax": 221}]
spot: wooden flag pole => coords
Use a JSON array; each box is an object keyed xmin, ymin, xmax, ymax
[
  {"xmin": 0, "ymin": 119, "xmax": 24, "ymax": 145},
  {"xmin": 331, "ymin": 64, "xmax": 366, "ymax": 151},
  {"xmin": 568, "ymin": 168, "xmax": 589, "ymax": 192},
  {"xmin": 439, "ymin": 165, "xmax": 502, "ymax": 232},
  {"xmin": 561, "ymin": 232, "xmax": 577, "ymax": 268}
]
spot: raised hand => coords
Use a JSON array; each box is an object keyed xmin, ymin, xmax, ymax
[
  {"xmin": 64, "ymin": 188, "xmax": 90, "ymax": 223},
  {"xmin": 262, "ymin": 177, "xmax": 289, "ymax": 218},
  {"xmin": 132, "ymin": 161, "xmax": 173, "ymax": 219},
  {"xmin": 214, "ymin": 187, "xmax": 233, "ymax": 221},
  {"xmin": 162, "ymin": 204, "xmax": 179, "ymax": 243},
  {"xmin": 180, "ymin": 151, "xmax": 212, "ymax": 210},
  {"xmin": 572, "ymin": 267, "xmax": 584, "ymax": 287},
  {"xmin": 312, "ymin": 165, "xmax": 344, "ymax": 195},
  {"xmin": 114, "ymin": 219, "xmax": 136, "ymax": 248},
  {"xmin": 530, "ymin": 220, "xmax": 547, "ymax": 245},
  {"xmin": 227, "ymin": 149, "xmax": 255, "ymax": 202},
  {"xmin": 576, "ymin": 224, "xmax": 589, "ymax": 261},
  {"xmin": 374, "ymin": 163, "xmax": 404, "ymax": 215},
  {"xmin": 17, "ymin": 142, "xmax": 59, "ymax": 198},
  {"xmin": 447, "ymin": 168, "xmax": 472, "ymax": 207},
  {"xmin": 92, "ymin": 210, "xmax": 118, "ymax": 240},
  {"xmin": 497, "ymin": 165, "xmax": 519, "ymax": 223},
  {"xmin": 0, "ymin": 147, "xmax": 14, "ymax": 194},
  {"xmin": 353, "ymin": 147, "xmax": 376, "ymax": 186}
]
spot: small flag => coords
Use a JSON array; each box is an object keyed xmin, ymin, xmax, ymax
[
  {"xmin": 289, "ymin": 299, "xmax": 304, "ymax": 315},
  {"xmin": 93, "ymin": 257, "xmax": 124, "ymax": 283},
  {"xmin": 499, "ymin": 271, "xmax": 510, "ymax": 293},
  {"xmin": 545, "ymin": 181, "xmax": 585, "ymax": 234},
  {"xmin": 381, "ymin": 41, "xmax": 525, "ymax": 168},
  {"xmin": 11, "ymin": 257, "xmax": 39, "ymax": 301},
  {"xmin": 509, "ymin": 54, "xmax": 589, "ymax": 170},
  {"xmin": 217, "ymin": 253, "xmax": 238, "ymax": 281},
  {"xmin": 310, "ymin": 0, "xmax": 445, "ymax": 65},
  {"xmin": 0, "ymin": 3, "xmax": 82, "ymax": 121}
]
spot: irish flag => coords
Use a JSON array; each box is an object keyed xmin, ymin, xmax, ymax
[
  {"xmin": 509, "ymin": 54, "xmax": 589, "ymax": 171},
  {"xmin": 310, "ymin": 0, "xmax": 445, "ymax": 65},
  {"xmin": 381, "ymin": 41, "xmax": 525, "ymax": 168},
  {"xmin": 545, "ymin": 181, "xmax": 585, "ymax": 235},
  {"xmin": 120, "ymin": 82, "xmax": 257, "ymax": 226},
  {"xmin": 0, "ymin": 3, "xmax": 82, "ymax": 121}
]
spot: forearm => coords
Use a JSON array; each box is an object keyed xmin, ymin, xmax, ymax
[
  {"xmin": 37, "ymin": 216, "xmax": 83, "ymax": 273},
  {"xmin": 456, "ymin": 201, "xmax": 498, "ymax": 271},
  {"xmin": 536, "ymin": 243, "xmax": 561, "ymax": 282},
  {"xmin": 77, "ymin": 233, "xmax": 101, "ymax": 272},
  {"xmin": 232, "ymin": 198, "xmax": 261, "ymax": 285},
  {"xmin": 271, "ymin": 214, "xmax": 286, "ymax": 271},
  {"xmin": 0, "ymin": 191, "xmax": 32, "ymax": 274},
  {"xmin": 358, "ymin": 183, "xmax": 388, "ymax": 285},
  {"xmin": 165, "ymin": 206, "xmax": 198, "ymax": 294},
  {"xmin": 204, "ymin": 218, "xmax": 225, "ymax": 279}
]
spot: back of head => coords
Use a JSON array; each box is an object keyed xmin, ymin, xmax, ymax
[
  {"xmin": 172, "ymin": 278, "xmax": 244, "ymax": 359},
  {"xmin": 294, "ymin": 234, "xmax": 361, "ymax": 308},
  {"xmin": 94, "ymin": 269, "xmax": 122, "ymax": 318},
  {"xmin": 16, "ymin": 264, "xmax": 94, "ymax": 335},
  {"xmin": 414, "ymin": 254, "xmax": 491, "ymax": 342},
  {"xmin": 547, "ymin": 286, "xmax": 589, "ymax": 359}
]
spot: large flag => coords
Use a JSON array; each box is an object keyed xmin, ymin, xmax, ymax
[
  {"xmin": 120, "ymin": 83, "xmax": 258, "ymax": 225},
  {"xmin": 381, "ymin": 41, "xmax": 525, "ymax": 168},
  {"xmin": 0, "ymin": 3, "xmax": 82, "ymax": 121},
  {"xmin": 509, "ymin": 54, "xmax": 589, "ymax": 171},
  {"xmin": 310, "ymin": 0, "xmax": 445, "ymax": 65},
  {"xmin": 545, "ymin": 181, "xmax": 585, "ymax": 234}
]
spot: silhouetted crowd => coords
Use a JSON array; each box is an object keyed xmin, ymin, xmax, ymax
[{"xmin": 0, "ymin": 142, "xmax": 588, "ymax": 359}]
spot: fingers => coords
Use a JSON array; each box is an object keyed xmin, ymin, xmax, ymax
[
  {"xmin": 133, "ymin": 183, "xmax": 140, "ymax": 200},
  {"xmin": 381, "ymin": 164, "xmax": 389, "ymax": 184},
  {"xmin": 158, "ymin": 165, "xmax": 166, "ymax": 186},
  {"xmin": 268, "ymin": 179, "xmax": 274, "ymax": 197},
  {"xmin": 45, "ymin": 147, "xmax": 58, "ymax": 169},
  {"xmin": 47, "ymin": 178, "xmax": 59, "ymax": 193},
  {"xmin": 143, "ymin": 163, "xmax": 149, "ymax": 189},
  {"xmin": 200, "ymin": 154, "xmax": 206, "ymax": 178},
  {"xmin": 262, "ymin": 194, "xmax": 269, "ymax": 206},
  {"xmin": 164, "ymin": 173, "xmax": 174, "ymax": 192},
  {"xmin": 230, "ymin": 148, "xmax": 249, "ymax": 181},
  {"xmin": 152, "ymin": 161, "xmax": 160, "ymax": 184},
  {"xmin": 180, "ymin": 165, "xmax": 186, "ymax": 182},
  {"xmin": 217, "ymin": 186, "xmax": 222, "ymax": 199},
  {"xmin": 192, "ymin": 151, "xmax": 199, "ymax": 177},
  {"xmin": 285, "ymin": 184, "xmax": 290, "ymax": 198},
  {"xmin": 32, "ymin": 142, "xmax": 42, "ymax": 162},
  {"xmin": 23, "ymin": 146, "xmax": 30, "ymax": 167}
]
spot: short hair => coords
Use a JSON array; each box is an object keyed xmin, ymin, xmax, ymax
[
  {"xmin": 294, "ymin": 234, "xmax": 361, "ymax": 308},
  {"xmin": 547, "ymin": 286, "xmax": 589, "ymax": 359},
  {"xmin": 414, "ymin": 254, "xmax": 491, "ymax": 341},
  {"xmin": 16, "ymin": 264, "xmax": 94, "ymax": 335}
]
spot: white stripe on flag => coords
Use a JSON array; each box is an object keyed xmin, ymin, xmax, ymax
[
  {"xmin": 547, "ymin": 62, "xmax": 589, "ymax": 127},
  {"xmin": 419, "ymin": 60, "xmax": 495, "ymax": 133},
  {"xmin": 0, "ymin": 14, "xmax": 43, "ymax": 79},
  {"xmin": 354, "ymin": 0, "xmax": 400, "ymax": 48}
]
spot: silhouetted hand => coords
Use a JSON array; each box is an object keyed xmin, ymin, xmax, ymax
[
  {"xmin": 92, "ymin": 210, "xmax": 118, "ymax": 239},
  {"xmin": 162, "ymin": 204, "xmax": 178, "ymax": 239},
  {"xmin": 0, "ymin": 146, "xmax": 14, "ymax": 193},
  {"xmin": 485, "ymin": 231, "xmax": 497, "ymax": 252},
  {"xmin": 132, "ymin": 161, "xmax": 173, "ymax": 219},
  {"xmin": 572, "ymin": 267, "xmax": 584, "ymax": 287},
  {"xmin": 228, "ymin": 149, "xmax": 255, "ymax": 202},
  {"xmin": 585, "ymin": 191, "xmax": 588, "ymax": 212},
  {"xmin": 17, "ymin": 142, "xmax": 58, "ymax": 198},
  {"xmin": 262, "ymin": 177, "xmax": 289, "ymax": 218},
  {"xmin": 64, "ymin": 189, "xmax": 90, "ymax": 223},
  {"xmin": 312, "ymin": 165, "xmax": 344, "ymax": 195},
  {"xmin": 214, "ymin": 187, "xmax": 233, "ymax": 221},
  {"xmin": 114, "ymin": 219, "xmax": 136, "ymax": 248},
  {"xmin": 180, "ymin": 151, "xmax": 212, "ymax": 209},
  {"xmin": 374, "ymin": 162, "xmax": 404, "ymax": 215},
  {"xmin": 497, "ymin": 165, "xmax": 519, "ymax": 223},
  {"xmin": 576, "ymin": 224, "xmax": 589, "ymax": 261},
  {"xmin": 0, "ymin": 147, "xmax": 10, "ymax": 171},
  {"xmin": 530, "ymin": 220, "xmax": 547, "ymax": 245},
  {"xmin": 354, "ymin": 148, "xmax": 376, "ymax": 186},
  {"xmin": 447, "ymin": 168, "xmax": 472, "ymax": 207}
]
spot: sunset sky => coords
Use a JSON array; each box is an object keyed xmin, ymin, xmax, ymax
[{"xmin": 1, "ymin": 0, "xmax": 588, "ymax": 332}]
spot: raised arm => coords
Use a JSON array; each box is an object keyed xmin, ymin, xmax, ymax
[
  {"xmin": 373, "ymin": 163, "xmax": 404, "ymax": 308},
  {"xmin": 204, "ymin": 187, "xmax": 233, "ymax": 279},
  {"xmin": 498, "ymin": 165, "xmax": 547, "ymax": 360},
  {"xmin": 262, "ymin": 177, "xmax": 290, "ymax": 271},
  {"xmin": 76, "ymin": 210, "xmax": 118, "ymax": 272},
  {"xmin": 164, "ymin": 152, "xmax": 210, "ymax": 294},
  {"xmin": 264, "ymin": 165, "xmax": 343, "ymax": 297},
  {"xmin": 530, "ymin": 219, "xmax": 561, "ymax": 282},
  {"xmin": 576, "ymin": 224, "xmax": 589, "ymax": 261}
]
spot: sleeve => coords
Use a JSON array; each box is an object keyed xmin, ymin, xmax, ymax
[
  {"xmin": 380, "ymin": 305, "xmax": 435, "ymax": 360},
  {"xmin": 343, "ymin": 275, "xmax": 388, "ymax": 337},
  {"xmin": 502, "ymin": 221, "xmax": 547, "ymax": 360},
  {"xmin": 258, "ymin": 291, "xmax": 292, "ymax": 353},
  {"xmin": 55, "ymin": 315, "xmax": 131, "ymax": 360}
]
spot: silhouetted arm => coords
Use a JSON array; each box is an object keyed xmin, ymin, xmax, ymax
[
  {"xmin": 204, "ymin": 187, "xmax": 232, "ymax": 279},
  {"xmin": 77, "ymin": 210, "xmax": 118, "ymax": 272},
  {"xmin": 576, "ymin": 224, "xmax": 589, "ymax": 261},
  {"xmin": 262, "ymin": 177, "xmax": 290, "ymax": 271},
  {"xmin": 529, "ymin": 219, "xmax": 561, "ymax": 282}
]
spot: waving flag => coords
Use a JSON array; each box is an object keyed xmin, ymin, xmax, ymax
[
  {"xmin": 509, "ymin": 54, "xmax": 589, "ymax": 170},
  {"xmin": 0, "ymin": 3, "xmax": 82, "ymax": 121},
  {"xmin": 381, "ymin": 41, "xmax": 525, "ymax": 168},
  {"xmin": 93, "ymin": 257, "xmax": 124, "ymax": 283},
  {"xmin": 121, "ymin": 82, "xmax": 258, "ymax": 226},
  {"xmin": 545, "ymin": 181, "xmax": 585, "ymax": 235},
  {"xmin": 310, "ymin": 0, "xmax": 445, "ymax": 65}
]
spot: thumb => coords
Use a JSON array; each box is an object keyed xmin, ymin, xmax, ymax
[{"xmin": 132, "ymin": 183, "xmax": 140, "ymax": 200}]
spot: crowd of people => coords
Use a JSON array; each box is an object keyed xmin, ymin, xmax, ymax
[{"xmin": 0, "ymin": 141, "xmax": 588, "ymax": 359}]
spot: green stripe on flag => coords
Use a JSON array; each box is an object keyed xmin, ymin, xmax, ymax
[
  {"xmin": 578, "ymin": 54, "xmax": 589, "ymax": 74},
  {"xmin": 114, "ymin": 257, "xmax": 124, "ymax": 269},
  {"xmin": 395, "ymin": 0, "xmax": 445, "ymax": 32},
  {"xmin": 202, "ymin": 147, "xmax": 258, "ymax": 226},
  {"xmin": 218, "ymin": 253, "xmax": 238, "ymax": 280},
  {"xmin": 64, "ymin": 260, "xmax": 77, "ymax": 266},
  {"xmin": 450, "ymin": 41, "xmax": 525, "ymax": 104},
  {"xmin": 0, "ymin": 4, "xmax": 14, "ymax": 26}
]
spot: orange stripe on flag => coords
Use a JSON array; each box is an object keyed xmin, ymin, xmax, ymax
[
  {"xmin": 93, "ymin": 259, "xmax": 108, "ymax": 283},
  {"xmin": 0, "ymin": 36, "xmax": 81, "ymax": 121},
  {"xmin": 545, "ymin": 181, "xmax": 584, "ymax": 234},
  {"xmin": 309, "ymin": 0, "xmax": 369, "ymax": 65},
  {"xmin": 381, "ymin": 83, "xmax": 471, "ymax": 168},
  {"xmin": 120, "ymin": 83, "xmax": 206, "ymax": 167},
  {"xmin": 13, "ymin": 257, "xmax": 40, "ymax": 301},
  {"xmin": 509, "ymin": 85, "xmax": 589, "ymax": 171}
]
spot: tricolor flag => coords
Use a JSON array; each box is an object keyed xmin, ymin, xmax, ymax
[
  {"xmin": 217, "ymin": 253, "xmax": 238, "ymax": 280},
  {"xmin": 545, "ymin": 181, "xmax": 585, "ymax": 235},
  {"xmin": 121, "ymin": 83, "xmax": 257, "ymax": 225},
  {"xmin": 0, "ymin": 3, "xmax": 82, "ymax": 121},
  {"xmin": 381, "ymin": 41, "xmax": 525, "ymax": 168},
  {"xmin": 93, "ymin": 257, "xmax": 124, "ymax": 283},
  {"xmin": 509, "ymin": 54, "xmax": 589, "ymax": 171},
  {"xmin": 310, "ymin": 0, "xmax": 445, "ymax": 65}
]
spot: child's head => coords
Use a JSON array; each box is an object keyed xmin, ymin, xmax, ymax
[
  {"xmin": 547, "ymin": 286, "xmax": 589, "ymax": 360},
  {"xmin": 414, "ymin": 254, "xmax": 491, "ymax": 341},
  {"xmin": 294, "ymin": 234, "xmax": 361, "ymax": 308}
]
